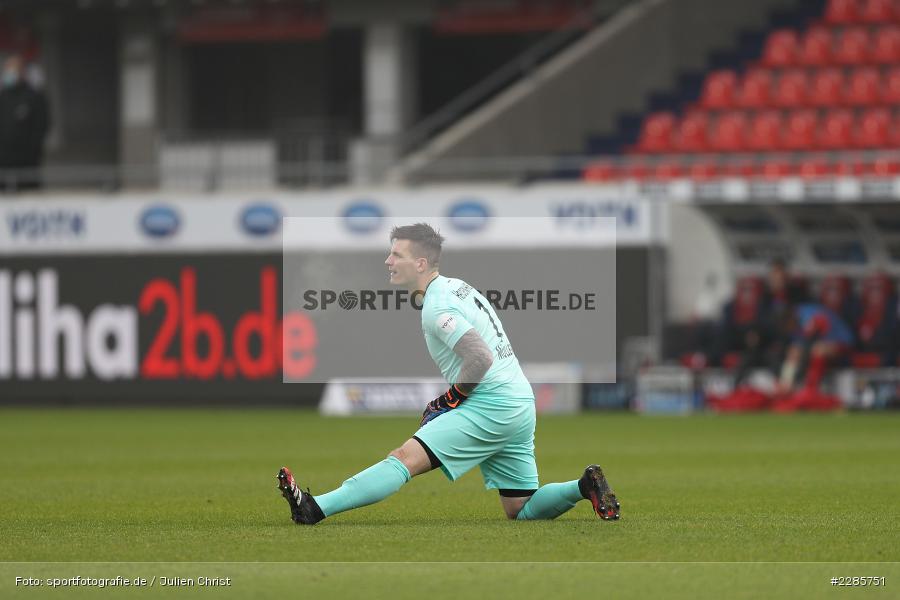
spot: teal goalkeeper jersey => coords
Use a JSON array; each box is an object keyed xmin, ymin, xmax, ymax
[{"xmin": 421, "ymin": 275, "xmax": 534, "ymax": 406}]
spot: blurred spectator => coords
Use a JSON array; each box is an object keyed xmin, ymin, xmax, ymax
[
  {"xmin": 0, "ymin": 54, "xmax": 50, "ymax": 191},
  {"xmin": 777, "ymin": 303, "xmax": 854, "ymax": 393},
  {"xmin": 711, "ymin": 259, "xmax": 807, "ymax": 383}
]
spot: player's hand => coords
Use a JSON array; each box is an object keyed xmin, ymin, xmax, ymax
[{"xmin": 420, "ymin": 385, "xmax": 468, "ymax": 426}]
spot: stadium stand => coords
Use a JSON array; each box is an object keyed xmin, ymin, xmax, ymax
[{"xmin": 583, "ymin": 0, "xmax": 900, "ymax": 182}]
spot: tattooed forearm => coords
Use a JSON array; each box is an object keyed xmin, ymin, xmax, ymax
[{"xmin": 453, "ymin": 329, "xmax": 494, "ymax": 395}]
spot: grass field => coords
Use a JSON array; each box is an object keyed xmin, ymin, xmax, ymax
[{"xmin": 1, "ymin": 409, "xmax": 898, "ymax": 599}]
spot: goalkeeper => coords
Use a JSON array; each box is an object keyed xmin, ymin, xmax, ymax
[{"xmin": 278, "ymin": 223, "xmax": 619, "ymax": 524}]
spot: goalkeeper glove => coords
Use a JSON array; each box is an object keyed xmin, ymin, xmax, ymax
[{"xmin": 421, "ymin": 385, "xmax": 468, "ymax": 426}]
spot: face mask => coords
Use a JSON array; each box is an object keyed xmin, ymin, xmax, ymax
[{"xmin": 2, "ymin": 70, "xmax": 18, "ymax": 87}]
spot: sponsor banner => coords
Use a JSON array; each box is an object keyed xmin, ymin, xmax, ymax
[
  {"xmin": 319, "ymin": 379, "xmax": 446, "ymax": 415},
  {"xmin": 0, "ymin": 254, "xmax": 319, "ymax": 403},
  {"xmin": 833, "ymin": 368, "xmax": 900, "ymax": 409},
  {"xmin": 0, "ymin": 184, "xmax": 655, "ymax": 254},
  {"xmin": 318, "ymin": 368, "xmax": 581, "ymax": 416}
]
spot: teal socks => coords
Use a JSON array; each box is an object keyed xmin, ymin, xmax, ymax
[
  {"xmin": 315, "ymin": 456, "xmax": 411, "ymax": 517},
  {"xmin": 516, "ymin": 480, "xmax": 583, "ymax": 520}
]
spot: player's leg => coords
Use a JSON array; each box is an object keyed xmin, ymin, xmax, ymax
[
  {"xmin": 277, "ymin": 438, "xmax": 435, "ymax": 525},
  {"xmin": 513, "ymin": 466, "xmax": 620, "ymax": 521}
]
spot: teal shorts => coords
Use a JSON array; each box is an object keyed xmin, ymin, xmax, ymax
[{"xmin": 413, "ymin": 400, "xmax": 539, "ymax": 491}]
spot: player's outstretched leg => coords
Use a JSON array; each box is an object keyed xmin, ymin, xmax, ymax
[
  {"xmin": 277, "ymin": 467, "xmax": 326, "ymax": 525},
  {"xmin": 277, "ymin": 456, "xmax": 412, "ymax": 525},
  {"xmin": 516, "ymin": 465, "xmax": 620, "ymax": 521}
]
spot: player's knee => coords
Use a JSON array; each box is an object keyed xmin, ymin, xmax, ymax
[{"xmin": 504, "ymin": 507, "xmax": 521, "ymax": 520}]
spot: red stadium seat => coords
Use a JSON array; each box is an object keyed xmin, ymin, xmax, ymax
[
  {"xmin": 674, "ymin": 112, "xmax": 710, "ymax": 152},
  {"xmin": 798, "ymin": 156, "xmax": 833, "ymax": 178},
  {"xmin": 799, "ymin": 27, "xmax": 834, "ymax": 66},
  {"xmin": 737, "ymin": 69, "xmax": 773, "ymax": 108},
  {"xmin": 700, "ymin": 70, "xmax": 739, "ymax": 109},
  {"xmin": 855, "ymin": 108, "xmax": 892, "ymax": 147},
  {"xmin": 760, "ymin": 155, "xmax": 796, "ymax": 178},
  {"xmin": 762, "ymin": 29, "xmax": 800, "ymax": 67},
  {"xmin": 834, "ymin": 27, "xmax": 871, "ymax": 64},
  {"xmin": 774, "ymin": 69, "xmax": 810, "ymax": 107},
  {"xmin": 747, "ymin": 110, "xmax": 784, "ymax": 150},
  {"xmin": 818, "ymin": 109, "xmax": 855, "ymax": 148},
  {"xmin": 689, "ymin": 161, "xmax": 720, "ymax": 180},
  {"xmin": 834, "ymin": 154, "xmax": 869, "ymax": 176},
  {"xmin": 871, "ymin": 156, "xmax": 900, "ymax": 175},
  {"xmin": 622, "ymin": 158, "xmax": 651, "ymax": 180},
  {"xmin": 884, "ymin": 67, "xmax": 900, "ymax": 103},
  {"xmin": 653, "ymin": 160, "xmax": 685, "ymax": 180},
  {"xmin": 819, "ymin": 275, "xmax": 853, "ymax": 315},
  {"xmin": 636, "ymin": 111, "xmax": 675, "ymax": 153},
  {"xmin": 825, "ymin": 0, "xmax": 862, "ymax": 24},
  {"xmin": 860, "ymin": 0, "xmax": 897, "ymax": 22},
  {"xmin": 582, "ymin": 160, "xmax": 619, "ymax": 182},
  {"xmin": 872, "ymin": 26, "xmax": 900, "ymax": 63},
  {"xmin": 784, "ymin": 109, "xmax": 820, "ymax": 150},
  {"xmin": 733, "ymin": 277, "xmax": 766, "ymax": 324},
  {"xmin": 709, "ymin": 111, "xmax": 748, "ymax": 151},
  {"xmin": 845, "ymin": 67, "xmax": 882, "ymax": 105},
  {"xmin": 810, "ymin": 68, "xmax": 845, "ymax": 106},
  {"xmin": 722, "ymin": 160, "xmax": 758, "ymax": 178}
]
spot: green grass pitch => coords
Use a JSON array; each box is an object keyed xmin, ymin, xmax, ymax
[{"xmin": 2, "ymin": 409, "xmax": 898, "ymax": 599}]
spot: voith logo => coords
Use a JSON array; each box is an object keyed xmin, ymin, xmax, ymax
[
  {"xmin": 551, "ymin": 201, "xmax": 637, "ymax": 228},
  {"xmin": 5, "ymin": 209, "xmax": 86, "ymax": 240}
]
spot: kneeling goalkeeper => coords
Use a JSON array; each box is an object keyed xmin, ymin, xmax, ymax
[{"xmin": 277, "ymin": 223, "xmax": 619, "ymax": 524}]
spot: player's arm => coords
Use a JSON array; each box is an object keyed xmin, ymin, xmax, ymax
[
  {"xmin": 420, "ymin": 330, "xmax": 493, "ymax": 425},
  {"xmin": 453, "ymin": 329, "xmax": 494, "ymax": 395}
]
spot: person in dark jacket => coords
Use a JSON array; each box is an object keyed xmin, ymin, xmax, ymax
[{"xmin": 0, "ymin": 54, "xmax": 50, "ymax": 191}]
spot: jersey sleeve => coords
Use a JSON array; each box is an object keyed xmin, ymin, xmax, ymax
[{"xmin": 425, "ymin": 296, "xmax": 474, "ymax": 350}]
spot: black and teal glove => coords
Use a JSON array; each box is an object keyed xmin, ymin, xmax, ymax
[{"xmin": 420, "ymin": 385, "xmax": 468, "ymax": 426}]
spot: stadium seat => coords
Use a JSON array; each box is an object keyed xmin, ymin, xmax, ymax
[
  {"xmin": 819, "ymin": 274, "xmax": 857, "ymax": 324},
  {"xmin": 721, "ymin": 160, "xmax": 758, "ymax": 178},
  {"xmin": 709, "ymin": 111, "xmax": 748, "ymax": 151},
  {"xmin": 871, "ymin": 156, "xmax": 900, "ymax": 175},
  {"xmin": 818, "ymin": 109, "xmax": 855, "ymax": 148},
  {"xmin": 799, "ymin": 27, "xmax": 834, "ymax": 66},
  {"xmin": 798, "ymin": 155, "xmax": 833, "ymax": 178},
  {"xmin": 653, "ymin": 160, "xmax": 685, "ymax": 180},
  {"xmin": 762, "ymin": 29, "xmax": 800, "ymax": 67},
  {"xmin": 760, "ymin": 156, "xmax": 796, "ymax": 178},
  {"xmin": 884, "ymin": 67, "xmax": 900, "ymax": 103},
  {"xmin": 732, "ymin": 277, "xmax": 767, "ymax": 324},
  {"xmin": 872, "ymin": 26, "xmax": 900, "ymax": 63},
  {"xmin": 773, "ymin": 69, "xmax": 810, "ymax": 107},
  {"xmin": 636, "ymin": 112, "xmax": 676, "ymax": 153},
  {"xmin": 835, "ymin": 27, "xmax": 871, "ymax": 64},
  {"xmin": 860, "ymin": 0, "xmax": 897, "ymax": 22},
  {"xmin": 673, "ymin": 112, "xmax": 710, "ymax": 152},
  {"xmin": 855, "ymin": 272, "xmax": 898, "ymax": 365},
  {"xmin": 825, "ymin": 0, "xmax": 862, "ymax": 24},
  {"xmin": 845, "ymin": 67, "xmax": 882, "ymax": 105},
  {"xmin": 810, "ymin": 68, "xmax": 845, "ymax": 106},
  {"xmin": 688, "ymin": 160, "xmax": 720, "ymax": 180},
  {"xmin": 833, "ymin": 155, "xmax": 868, "ymax": 175},
  {"xmin": 582, "ymin": 160, "xmax": 619, "ymax": 182},
  {"xmin": 784, "ymin": 109, "xmax": 820, "ymax": 150},
  {"xmin": 855, "ymin": 108, "xmax": 892, "ymax": 146},
  {"xmin": 737, "ymin": 69, "xmax": 773, "ymax": 108},
  {"xmin": 622, "ymin": 158, "xmax": 651, "ymax": 180},
  {"xmin": 700, "ymin": 70, "xmax": 739, "ymax": 109},
  {"xmin": 747, "ymin": 110, "xmax": 784, "ymax": 150}
]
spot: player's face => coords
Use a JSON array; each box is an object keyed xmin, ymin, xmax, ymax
[{"xmin": 385, "ymin": 239, "xmax": 422, "ymax": 286}]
